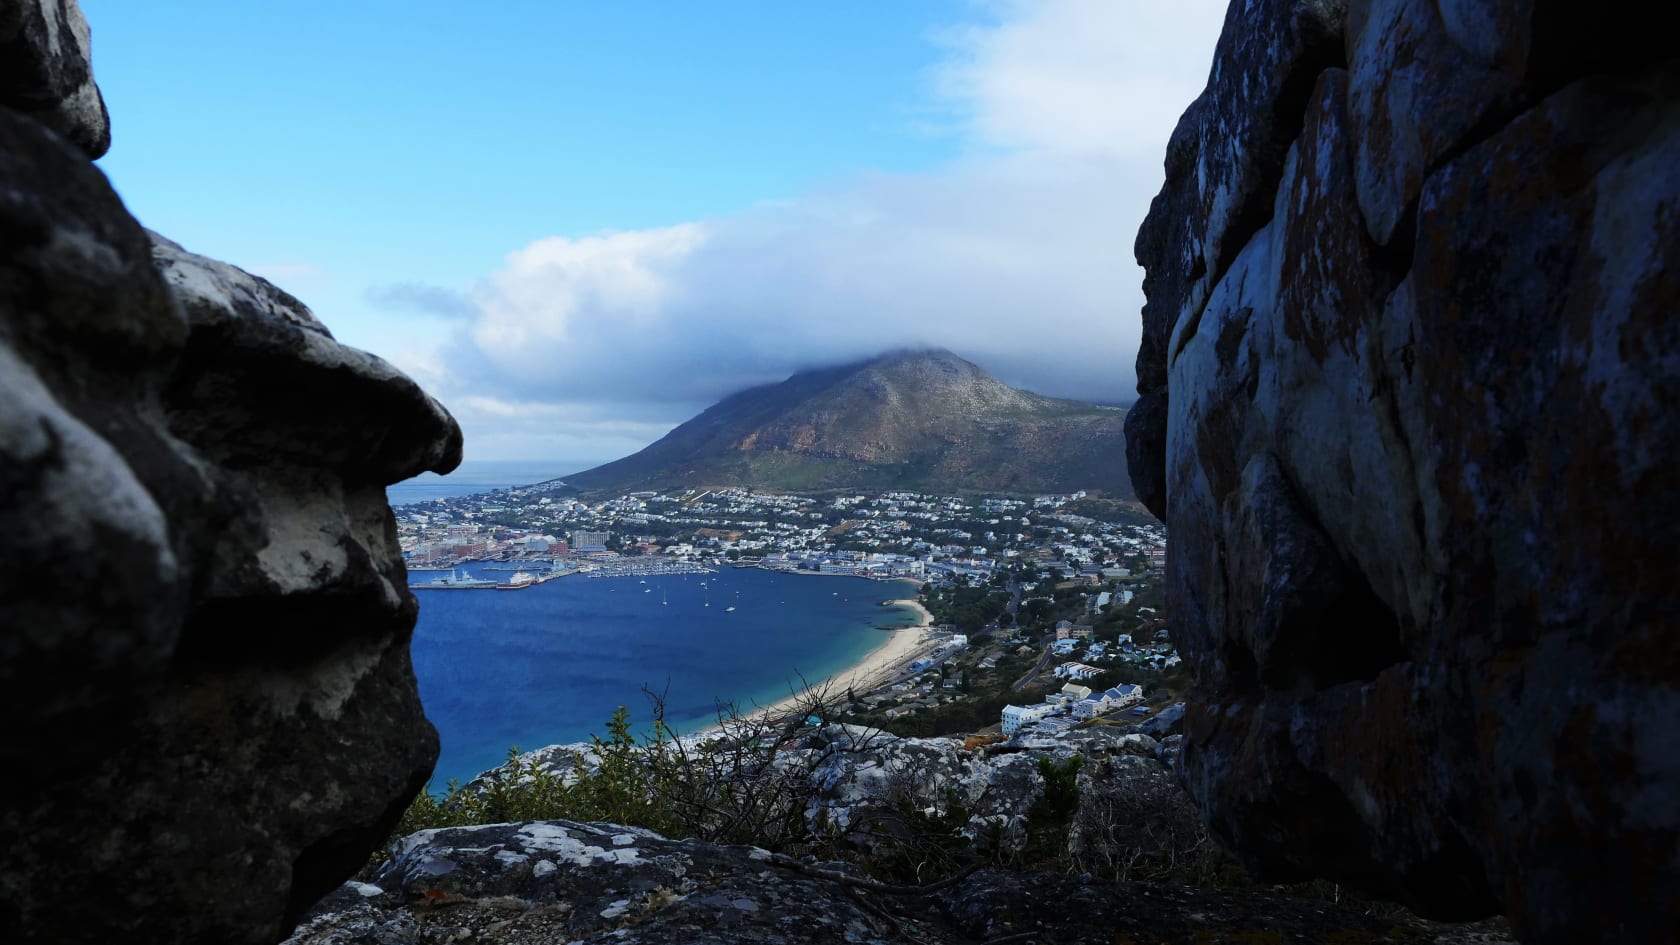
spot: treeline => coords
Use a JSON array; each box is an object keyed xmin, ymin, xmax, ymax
[{"xmin": 923, "ymin": 584, "xmax": 1011, "ymax": 631}]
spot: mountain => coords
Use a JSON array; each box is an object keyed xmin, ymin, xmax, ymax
[{"xmin": 561, "ymin": 349, "xmax": 1131, "ymax": 497}]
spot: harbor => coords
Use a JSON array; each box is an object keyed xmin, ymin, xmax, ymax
[
  {"xmin": 409, "ymin": 555, "xmax": 714, "ymax": 591},
  {"xmin": 409, "ymin": 562, "xmax": 576, "ymax": 591}
]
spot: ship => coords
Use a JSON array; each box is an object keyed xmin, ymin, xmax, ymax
[
  {"xmin": 410, "ymin": 568, "xmax": 497, "ymax": 590},
  {"xmin": 496, "ymin": 571, "xmax": 536, "ymax": 590}
]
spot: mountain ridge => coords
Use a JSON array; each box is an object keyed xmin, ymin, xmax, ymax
[{"xmin": 561, "ymin": 348, "xmax": 1131, "ymax": 497}]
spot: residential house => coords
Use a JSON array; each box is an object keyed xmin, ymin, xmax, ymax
[
  {"xmin": 1059, "ymin": 682, "xmax": 1093, "ymax": 702},
  {"xmin": 1001, "ymin": 703, "xmax": 1054, "ymax": 735}
]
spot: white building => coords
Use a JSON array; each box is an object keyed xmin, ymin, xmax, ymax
[
  {"xmin": 1071, "ymin": 683, "xmax": 1145, "ymax": 720},
  {"xmin": 1001, "ymin": 703, "xmax": 1055, "ymax": 735},
  {"xmin": 1059, "ymin": 682, "xmax": 1093, "ymax": 702}
]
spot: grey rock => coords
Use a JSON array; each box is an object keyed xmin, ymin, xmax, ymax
[
  {"xmin": 0, "ymin": 79, "xmax": 461, "ymax": 945},
  {"xmin": 1155, "ymin": 734, "xmax": 1183, "ymax": 770},
  {"xmin": 289, "ymin": 821, "xmax": 901, "ymax": 945},
  {"xmin": 1132, "ymin": 2, "xmax": 1680, "ymax": 942},
  {"xmin": 290, "ymin": 820, "xmax": 1515, "ymax": 944},
  {"xmin": 0, "ymin": 0, "xmax": 109, "ymax": 156},
  {"xmin": 1126, "ymin": 0, "xmax": 1348, "ymax": 520},
  {"xmin": 472, "ymin": 724, "xmax": 1173, "ymax": 864},
  {"xmin": 1138, "ymin": 701, "xmax": 1184, "ymax": 739}
]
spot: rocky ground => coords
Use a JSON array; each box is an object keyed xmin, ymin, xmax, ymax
[
  {"xmin": 286, "ymin": 723, "xmax": 1516, "ymax": 944},
  {"xmin": 286, "ymin": 819, "xmax": 1516, "ymax": 945}
]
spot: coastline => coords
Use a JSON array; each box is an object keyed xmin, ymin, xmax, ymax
[{"xmin": 696, "ymin": 596, "xmax": 940, "ymax": 736}]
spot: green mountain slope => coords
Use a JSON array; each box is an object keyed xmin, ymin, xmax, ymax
[{"xmin": 562, "ymin": 349, "xmax": 1131, "ymax": 497}]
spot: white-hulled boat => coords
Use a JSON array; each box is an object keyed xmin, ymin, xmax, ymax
[{"xmin": 496, "ymin": 571, "xmax": 536, "ymax": 590}]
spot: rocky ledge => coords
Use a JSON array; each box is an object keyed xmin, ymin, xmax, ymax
[
  {"xmin": 289, "ymin": 819, "xmax": 1518, "ymax": 945},
  {"xmin": 299, "ymin": 724, "xmax": 1514, "ymax": 944}
]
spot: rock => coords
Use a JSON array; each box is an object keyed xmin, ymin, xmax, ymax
[
  {"xmin": 1131, "ymin": 2, "xmax": 1680, "ymax": 941},
  {"xmin": 471, "ymin": 724, "xmax": 1173, "ymax": 865},
  {"xmin": 0, "ymin": 64, "xmax": 462, "ymax": 945},
  {"xmin": 1155, "ymin": 734, "xmax": 1183, "ymax": 770},
  {"xmin": 1126, "ymin": 0, "xmax": 1347, "ymax": 520},
  {"xmin": 1137, "ymin": 701, "xmax": 1184, "ymax": 739},
  {"xmin": 288, "ymin": 819, "xmax": 1516, "ymax": 944},
  {"xmin": 0, "ymin": 0, "xmax": 109, "ymax": 157}
]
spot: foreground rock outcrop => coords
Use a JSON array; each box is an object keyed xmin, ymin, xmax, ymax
[
  {"xmin": 289, "ymin": 821, "xmax": 1512, "ymax": 945},
  {"xmin": 1128, "ymin": 1, "xmax": 1679, "ymax": 942},
  {"xmin": 0, "ymin": 2, "xmax": 462, "ymax": 941},
  {"xmin": 296, "ymin": 726, "xmax": 1514, "ymax": 943}
]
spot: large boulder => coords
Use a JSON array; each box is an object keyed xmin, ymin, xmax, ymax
[
  {"xmin": 1130, "ymin": 1, "xmax": 1679, "ymax": 942},
  {"xmin": 0, "ymin": 0, "xmax": 109, "ymax": 157},
  {"xmin": 0, "ymin": 56, "xmax": 461, "ymax": 945}
]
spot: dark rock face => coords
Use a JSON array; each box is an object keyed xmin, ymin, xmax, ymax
[
  {"xmin": 1129, "ymin": 2, "xmax": 1679, "ymax": 942},
  {"xmin": 0, "ymin": 32, "xmax": 461, "ymax": 945},
  {"xmin": 0, "ymin": 0, "xmax": 109, "ymax": 157}
]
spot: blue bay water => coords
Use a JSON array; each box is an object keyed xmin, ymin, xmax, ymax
[
  {"xmin": 387, "ymin": 459, "xmax": 601, "ymax": 506},
  {"xmin": 410, "ymin": 565, "xmax": 919, "ymax": 787}
]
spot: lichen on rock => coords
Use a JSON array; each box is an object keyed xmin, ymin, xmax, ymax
[{"xmin": 1128, "ymin": 2, "xmax": 1680, "ymax": 941}]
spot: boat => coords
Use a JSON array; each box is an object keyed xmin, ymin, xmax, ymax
[
  {"xmin": 725, "ymin": 606, "xmax": 736, "ymax": 612},
  {"xmin": 410, "ymin": 568, "xmax": 497, "ymax": 590},
  {"xmin": 496, "ymin": 571, "xmax": 536, "ymax": 590}
]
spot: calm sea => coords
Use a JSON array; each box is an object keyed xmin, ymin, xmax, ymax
[
  {"xmin": 387, "ymin": 459, "xmax": 600, "ymax": 506},
  {"xmin": 410, "ymin": 564, "xmax": 918, "ymax": 788}
]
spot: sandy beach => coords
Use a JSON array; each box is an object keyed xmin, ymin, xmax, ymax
[{"xmin": 698, "ymin": 596, "xmax": 942, "ymax": 734}]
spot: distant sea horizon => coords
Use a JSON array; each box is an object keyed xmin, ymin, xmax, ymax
[{"xmin": 387, "ymin": 459, "xmax": 604, "ymax": 506}]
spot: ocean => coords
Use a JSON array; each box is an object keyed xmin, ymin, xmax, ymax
[
  {"xmin": 410, "ymin": 563, "xmax": 918, "ymax": 788},
  {"xmin": 386, "ymin": 459, "xmax": 600, "ymax": 506}
]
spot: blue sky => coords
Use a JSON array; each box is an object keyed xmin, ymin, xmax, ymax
[{"xmin": 83, "ymin": 1, "xmax": 1228, "ymax": 464}]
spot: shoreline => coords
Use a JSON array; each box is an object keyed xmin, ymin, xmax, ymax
[{"xmin": 693, "ymin": 597, "xmax": 940, "ymax": 738}]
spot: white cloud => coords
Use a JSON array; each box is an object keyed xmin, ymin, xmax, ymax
[
  {"xmin": 470, "ymin": 225, "xmax": 707, "ymax": 367},
  {"xmin": 392, "ymin": 0, "xmax": 1228, "ymax": 461},
  {"xmin": 933, "ymin": 0, "xmax": 1224, "ymax": 157}
]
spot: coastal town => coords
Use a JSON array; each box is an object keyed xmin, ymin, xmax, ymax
[{"xmin": 396, "ymin": 480, "xmax": 1179, "ymax": 743}]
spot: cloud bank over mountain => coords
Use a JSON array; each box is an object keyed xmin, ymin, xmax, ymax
[{"xmin": 377, "ymin": 0, "xmax": 1227, "ymax": 461}]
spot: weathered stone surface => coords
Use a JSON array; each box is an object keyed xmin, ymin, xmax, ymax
[
  {"xmin": 0, "ymin": 77, "xmax": 461, "ymax": 945},
  {"xmin": 1128, "ymin": 0, "xmax": 1348, "ymax": 518},
  {"xmin": 1131, "ymin": 3, "xmax": 1680, "ymax": 942},
  {"xmin": 1344, "ymin": 0, "xmax": 1526, "ymax": 245},
  {"xmin": 0, "ymin": 0, "xmax": 109, "ymax": 157},
  {"xmin": 289, "ymin": 819, "xmax": 1515, "ymax": 945}
]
